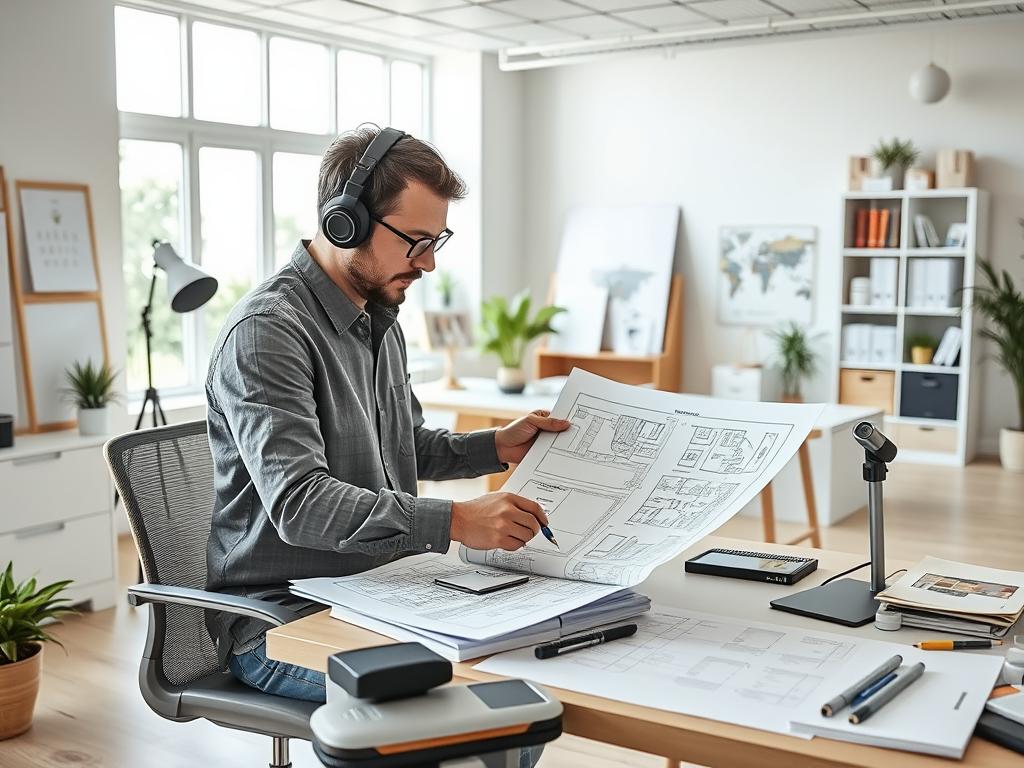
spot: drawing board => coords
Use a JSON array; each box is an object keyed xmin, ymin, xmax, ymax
[
  {"xmin": 22, "ymin": 301, "xmax": 106, "ymax": 429},
  {"xmin": 548, "ymin": 204, "xmax": 678, "ymax": 356}
]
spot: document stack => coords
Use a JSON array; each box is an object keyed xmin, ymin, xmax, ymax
[
  {"xmin": 875, "ymin": 556, "xmax": 1024, "ymax": 639},
  {"xmin": 290, "ymin": 555, "xmax": 651, "ymax": 661}
]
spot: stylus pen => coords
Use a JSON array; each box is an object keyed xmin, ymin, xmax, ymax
[
  {"xmin": 820, "ymin": 654, "xmax": 903, "ymax": 716},
  {"xmin": 849, "ymin": 662, "xmax": 926, "ymax": 725},
  {"xmin": 535, "ymin": 624, "xmax": 637, "ymax": 660},
  {"xmin": 540, "ymin": 525, "xmax": 559, "ymax": 549},
  {"xmin": 914, "ymin": 639, "xmax": 1004, "ymax": 650},
  {"xmin": 849, "ymin": 672, "xmax": 897, "ymax": 708}
]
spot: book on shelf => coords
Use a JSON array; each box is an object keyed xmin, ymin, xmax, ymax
[
  {"xmin": 854, "ymin": 209, "xmax": 869, "ymax": 248},
  {"xmin": 887, "ymin": 206, "xmax": 901, "ymax": 248},
  {"xmin": 914, "ymin": 214, "xmax": 942, "ymax": 248},
  {"xmin": 867, "ymin": 208, "xmax": 880, "ymax": 249},
  {"xmin": 875, "ymin": 208, "xmax": 890, "ymax": 248},
  {"xmin": 876, "ymin": 555, "xmax": 1024, "ymax": 638},
  {"xmin": 933, "ymin": 326, "xmax": 963, "ymax": 366}
]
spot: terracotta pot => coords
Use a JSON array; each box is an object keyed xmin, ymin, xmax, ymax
[
  {"xmin": 496, "ymin": 367, "xmax": 526, "ymax": 394},
  {"xmin": 0, "ymin": 643, "xmax": 42, "ymax": 740},
  {"xmin": 1000, "ymin": 428, "xmax": 1024, "ymax": 473},
  {"xmin": 780, "ymin": 394, "xmax": 804, "ymax": 404},
  {"xmin": 910, "ymin": 346, "xmax": 934, "ymax": 365}
]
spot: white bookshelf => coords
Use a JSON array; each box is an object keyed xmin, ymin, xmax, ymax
[{"xmin": 835, "ymin": 188, "xmax": 989, "ymax": 466}]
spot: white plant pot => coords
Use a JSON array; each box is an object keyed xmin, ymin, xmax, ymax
[
  {"xmin": 496, "ymin": 367, "xmax": 526, "ymax": 395},
  {"xmin": 999, "ymin": 428, "xmax": 1024, "ymax": 473},
  {"xmin": 77, "ymin": 406, "xmax": 110, "ymax": 436}
]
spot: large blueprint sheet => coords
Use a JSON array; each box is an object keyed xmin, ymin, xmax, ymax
[{"xmin": 462, "ymin": 369, "xmax": 824, "ymax": 586}]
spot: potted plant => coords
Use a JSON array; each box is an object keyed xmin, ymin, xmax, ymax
[
  {"xmin": 766, "ymin": 322, "xmax": 824, "ymax": 403},
  {"xmin": 480, "ymin": 291, "xmax": 566, "ymax": 394},
  {"xmin": 435, "ymin": 269, "xmax": 456, "ymax": 308},
  {"xmin": 969, "ymin": 220, "xmax": 1024, "ymax": 471},
  {"xmin": 907, "ymin": 332, "xmax": 938, "ymax": 365},
  {"xmin": 0, "ymin": 562, "xmax": 75, "ymax": 740},
  {"xmin": 61, "ymin": 359, "xmax": 120, "ymax": 436},
  {"xmin": 871, "ymin": 137, "xmax": 920, "ymax": 190}
]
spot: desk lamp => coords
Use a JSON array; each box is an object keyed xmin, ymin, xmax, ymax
[
  {"xmin": 136, "ymin": 241, "xmax": 217, "ymax": 429},
  {"xmin": 770, "ymin": 422, "xmax": 897, "ymax": 627}
]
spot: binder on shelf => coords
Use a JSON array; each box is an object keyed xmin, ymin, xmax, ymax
[
  {"xmin": 854, "ymin": 209, "xmax": 869, "ymax": 248},
  {"xmin": 869, "ymin": 258, "xmax": 897, "ymax": 306},
  {"xmin": 908, "ymin": 259, "xmax": 928, "ymax": 308},
  {"xmin": 926, "ymin": 259, "xmax": 960, "ymax": 308},
  {"xmin": 870, "ymin": 326, "xmax": 898, "ymax": 364},
  {"xmin": 842, "ymin": 323, "xmax": 873, "ymax": 363}
]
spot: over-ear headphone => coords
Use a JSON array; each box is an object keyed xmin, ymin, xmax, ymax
[{"xmin": 320, "ymin": 127, "xmax": 407, "ymax": 249}]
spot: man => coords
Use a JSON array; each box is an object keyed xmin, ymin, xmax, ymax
[{"xmin": 205, "ymin": 126, "xmax": 568, "ymax": 704}]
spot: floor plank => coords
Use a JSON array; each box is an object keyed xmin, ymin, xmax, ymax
[{"xmin": 3, "ymin": 458, "xmax": 1022, "ymax": 767}]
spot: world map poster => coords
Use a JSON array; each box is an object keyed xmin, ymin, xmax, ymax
[{"xmin": 718, "ymin": 226, "xmax": 815, "ymax": 325}]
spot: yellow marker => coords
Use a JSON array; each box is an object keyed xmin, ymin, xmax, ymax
[{"xmin": 914, "ymin": 639, "xmax": 1004, "ymax": 650}]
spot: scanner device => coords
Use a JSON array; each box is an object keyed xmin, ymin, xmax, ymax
[{"xmin": 311, "ymin": 642, "xmax": 563, "ymax": 768}]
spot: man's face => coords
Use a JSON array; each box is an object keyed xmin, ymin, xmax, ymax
[{"xmin": 345, "ymin": 180, "xmax": 448, "ymax": 308}]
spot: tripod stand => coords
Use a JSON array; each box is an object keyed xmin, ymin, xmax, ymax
[{"xmin": 135, "ymin": 269, "xmax": 168, "ymax": 430}]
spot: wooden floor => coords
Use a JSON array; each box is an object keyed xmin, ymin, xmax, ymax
[{"xmin": 4, "ymin": 458, "xmax": 1023, "ymax": 768}]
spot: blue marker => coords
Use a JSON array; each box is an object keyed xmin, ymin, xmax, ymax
[
  {"xmin": 540, "ymin": 525, "xmax": 559, "ymax": 549},
  {"xmin": 851, "ymin": 672, "xmax": 898, "ymax": 707}
]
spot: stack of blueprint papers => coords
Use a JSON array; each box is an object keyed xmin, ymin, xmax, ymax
[
  {"xmin": 290, "ymin": 556, "xmax": 650, "ymax": 661},
  {"xmin": 293, "ymin": 369, "xmax": 823, "ymax": 661}
]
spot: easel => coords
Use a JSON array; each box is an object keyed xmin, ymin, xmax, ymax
[{"xmin": 535, "ymin": 274, "xmax": 684, "ymax": 391}]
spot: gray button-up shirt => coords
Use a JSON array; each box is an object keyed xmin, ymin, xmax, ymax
[{"xmin": 206, "ymin": 242, "xmax": 504, "ymax": 654}]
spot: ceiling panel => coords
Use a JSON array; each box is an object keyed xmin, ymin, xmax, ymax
[
  {"xmin": 548, "ymin": 12, "xmax": 649, "ymax": 34},
  {"xmin": 283, "ymin": 0, "xmax": 391, "ymax": 23},
  {"xmin": 614, "ymin": 4, "xmax": 710, "ymax": 27},
  {"xmin": 485, "ymin": 0, "xmax": 592, "ymax": 21},
  {"xmin": 355, "ymin": 0, "xmax": 467, "ymax": 11},
  {"xmin": 570, "ymin": 0, "xmax": 682, "ymax": 10},
  {"xmin": 688, "ymin": 0, "xmax": 791, "ymax": 22},
  {"xmin": 768, "ymin": 0, "xmax": 865, "ymax": 15},
  {"xmin": 421, "ymin": 4, "xmax": 524, "ymax": 27},
  {"xmin": 247, "ymin": 7, "xmax": 343, "ymax": 28},
  {"xmin": 358, "ymin": 14, "xmax": 454, "ymax": 36},
  {"xmin": 427, "ymin": 28, "xmax": 520, "ymax": 48},
  {"xmin": 487, "ymin": 21, "xmax": 583, "ymax": 42}
]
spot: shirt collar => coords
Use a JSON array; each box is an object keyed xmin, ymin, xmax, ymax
[{"xmin": 291, "ymin": 240, "xmax": 399, "ymax": 336}]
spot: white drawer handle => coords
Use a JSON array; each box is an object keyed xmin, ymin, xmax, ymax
[
  {"xmin": 12, "ymin": 451, "xmax": 62, "ymax": 466},
  {"xmin": 16, "ymin": 522, "xmax": 66, "ymax": 539}
]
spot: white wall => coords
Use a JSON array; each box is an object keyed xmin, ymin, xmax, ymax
[
  {"xmin": 519, "ymin": 20, "xmax": 1024, "ymax": 454},
  {"xmin": 0, "ymin": 0, "xmax": 127, "ymax": 434}
]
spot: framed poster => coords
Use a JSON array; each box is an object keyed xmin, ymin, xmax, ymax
[
  {"xmin": 18, "ymin": 182, "xmax": 99, "ymax": 293},
  {"xmin": 718, "ymin": 226, "xmax": 816, "ymax": 326}
]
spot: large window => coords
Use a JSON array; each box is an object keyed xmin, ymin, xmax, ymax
[{"xmin": 114, "ymin": 5, "xmax": 428, "ymax": 397}]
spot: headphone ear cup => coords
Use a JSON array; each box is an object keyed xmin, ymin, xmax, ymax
[{"xmin": 321, "ymin": 193, "xmax": 370, "ymax": 249}]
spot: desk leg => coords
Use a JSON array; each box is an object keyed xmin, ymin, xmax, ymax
[
  {"xmin": 453, "ymin": 414, "xmax": 516, "ymax": 493},
  {"xmin": 760, "ymin": 481, "xmax": 775, "ymax": 544},
  {"xmin": 797, "ymin": 441, "xmax": 821, "ymax": 548},
  {"xmin": 664, "ymin": 759, "xmax": 681, "ymax": 768}
]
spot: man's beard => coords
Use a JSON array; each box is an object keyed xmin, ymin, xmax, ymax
[{"xmin": 348, "ymin": 244, "xmax": 421, "ymax": 308}]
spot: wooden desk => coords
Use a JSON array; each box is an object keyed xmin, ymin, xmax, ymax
[{"xmin": 267, "ymin": 535, "xmax": 1019, "ymax": 768}]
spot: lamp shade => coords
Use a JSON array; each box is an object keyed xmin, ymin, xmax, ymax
[
  {"xmin": 152, "ymin": 242, "xmax": 218, "ymax": 313},
  {"xmin": 909, "ymin": 63, "xmax": 951, "ymax": 104}
]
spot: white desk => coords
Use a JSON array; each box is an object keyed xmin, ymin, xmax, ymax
[{"xmin": 414, "ymin": 378, "xmax": 883, "ymax": 527}]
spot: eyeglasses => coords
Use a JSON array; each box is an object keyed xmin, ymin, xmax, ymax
[{"xmin": 369, "ymin": 212, "xmax": 454, "ymax": 260}]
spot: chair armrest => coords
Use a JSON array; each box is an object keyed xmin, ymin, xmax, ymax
[{"xmin": 128, "ymin": 583, "xmax": 301, "ymax": 627}]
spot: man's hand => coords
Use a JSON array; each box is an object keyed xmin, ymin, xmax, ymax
[
  {"xmin": 494, "ymin": 410, "xmax": 571, "ymax": 466},
  {"xmin": 450, "ymin": 493, "xmax": 549, "ymax": 551}
]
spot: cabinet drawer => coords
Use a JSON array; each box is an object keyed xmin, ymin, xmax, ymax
[
  {"xmin": 0, "ymin": 446, "xmax": 109, "ymax": 535},
  {"xmin": 895, "ymin": 423, "xmax": 959, "ymax": 453},
  {"xmin": 0, "ymin": 512, "xmax": 114, "ymax": 588},
  {"xmin": 900, "ymin": 372, "xmax": 958, "ymax": 421},
  {"xmin": 839, "ymin": 369, "xmax": 895, "ymax": 415},
  {"xmin": 712, "ymin": 366, "xmax": 763, "ymax": 402}
]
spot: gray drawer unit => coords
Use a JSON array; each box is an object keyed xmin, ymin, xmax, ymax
[{"xmin": 900, "ymin": 372, "xmax": 959, "ymax": 421}]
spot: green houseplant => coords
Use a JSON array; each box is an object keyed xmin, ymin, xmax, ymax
[
  {"xmin": 766, "ymin": 322, "xmax": 823, "ymax": 402},
  {"xmin": 480, "ymin": 291, "xmax": 566, "ymax": 393},
  {"xmin": 61, "ymin": 359, "xmax": 120, "ymax": 436},
  {"xmin": 0, "ymin": 562, "xmax": 75, "ymax": 740},
  {"xmin": 435, "ymin": 269, "xmax": 456, "ymax": 308},
  {"xmin": 907, "ymin": 332, "xmax": 938, "ymax": 365},
  {"xmin": 871, "ymin": 137, "xmax": 920, "ymax": 190},
  {"xmin": 970, "ymin": 219, "xmax": 1024, "ymax": 471}
]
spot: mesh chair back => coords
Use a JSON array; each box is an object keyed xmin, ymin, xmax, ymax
[{"xmin": 106, "ymin": 421, "xmax": 220, "ymax": 687}]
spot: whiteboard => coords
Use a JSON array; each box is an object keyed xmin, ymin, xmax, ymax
[
  {"xmin": 19, "ymin": 187, "xmax": 99, "ymax": 293},
  {"xmin": 23, "ymin": 301, "xmax": 105, "ymax": 426}
]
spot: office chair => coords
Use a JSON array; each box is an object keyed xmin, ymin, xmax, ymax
[{"xmin": 104, "ymin": 420, "xmax": 319, "ymax": 768}]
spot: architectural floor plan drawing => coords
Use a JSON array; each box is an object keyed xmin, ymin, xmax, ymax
[
  {"xmin": 475, "ymin": 606, "xmax": 864, "ymax": 737},
  {"xmin": 462, "ymin": 369, "xmax": 823, "ymax": 585}
]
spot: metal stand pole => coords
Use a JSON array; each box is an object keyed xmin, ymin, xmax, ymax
[
  {"xmin": 864, "ymin": 453, "xmax": 888, "ymax": 593},
  {"xmin": 135, "ymin": 271, "xmax": 167, "ymax": 431}
]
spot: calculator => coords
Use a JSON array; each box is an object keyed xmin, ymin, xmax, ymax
[{"xmin": 684, "ymin": 548, "xmax": 818, "ymax": 585}]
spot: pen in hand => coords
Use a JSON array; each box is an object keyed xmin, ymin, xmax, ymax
[{"xmin": 540, "ymin": 525, "xmax": 559, "ymax": 549}]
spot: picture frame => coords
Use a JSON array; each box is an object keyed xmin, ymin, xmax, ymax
[
  {"xmin": 17, "ymin": 181, "xmax": 100, "ymax": 293},
  {"xmin": 421, "ymin": 310, "xmax": 473, "ymax": 351},
  {"xmin": 945, "ymin": 222, "xmax": 968, "ymax": 249}
]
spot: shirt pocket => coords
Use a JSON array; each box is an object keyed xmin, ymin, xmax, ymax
[{"xmin": 386, "ymin": 380, "xmax": 415, "ymax": 457}]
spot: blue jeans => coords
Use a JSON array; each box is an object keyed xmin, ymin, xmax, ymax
[{"xmin": 228, "ymin": 643, "xmax": 544, "ymax": 766}]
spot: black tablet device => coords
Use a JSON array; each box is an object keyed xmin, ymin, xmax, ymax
[{"xmin": 684, "ymin": 548, "xmax": 818, "ymax": 585}]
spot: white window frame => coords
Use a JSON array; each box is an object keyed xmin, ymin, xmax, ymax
[{"xmin": 117, "ymin": 3, "xmax": 431, "ymax": 399}]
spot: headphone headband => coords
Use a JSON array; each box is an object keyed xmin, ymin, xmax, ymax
[{"xmin": 320, "ymin": 127, "xmax": 407, "ymax": 249}]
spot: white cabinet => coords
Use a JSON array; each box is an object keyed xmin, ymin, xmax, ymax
[
  {"xmin": 711, "ymin": 365, "xmax": 777, "ymax": 402},
  {"xmin": 836, "ymin": 188, "xmax": 988, "ymax": 466},
  {"xmin": 0, "ymin": 431, "xmax": 117, "ymax": 610}
]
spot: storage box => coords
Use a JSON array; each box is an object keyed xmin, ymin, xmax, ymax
[
  {"xmin": 905, "ymin": 168, "xmax": 934, "ymax": 191},
  {"xmin": 894, "ymin": 423, "xmax": 958, "ymax": 453},
  {"xmin": 839, "ymin": 368, "xmax": 895, "ymax": 415},
  {"xmin": 900, "ymin": 372, "xmax": 958, "ymax": 421},
  {"xmin": 848, "ymin": 156, "xmax": 872, "ymax": 191},
  {"xmin": 936, "ymin": 150, "xmax": 975, "ymax": 188}
]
